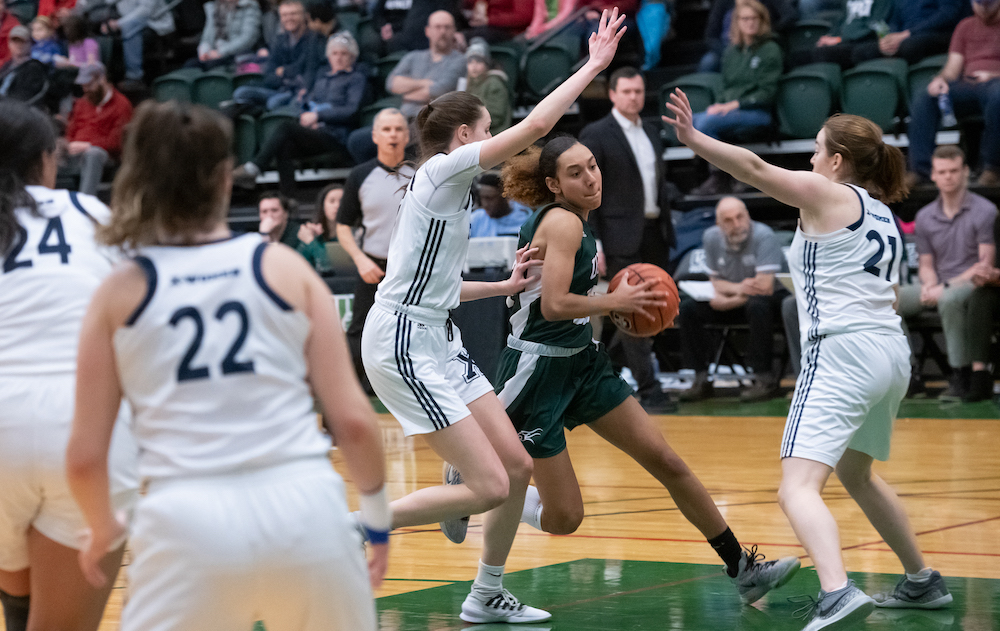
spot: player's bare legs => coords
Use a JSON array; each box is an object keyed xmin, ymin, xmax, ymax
[
  {"xmin": 835, "ymin": 449, "xmax": 924, "ymax": 574},
  {"xmin": 590, "ymin": 397, "xmax": 729, "ymax": 538},
  {"xmin": 778, "ymin": 456, "xmax": 848, "ymax": 592},
  {"xmin": 530, "ymin": 450, "xmax": 585, "ymax": 535}
]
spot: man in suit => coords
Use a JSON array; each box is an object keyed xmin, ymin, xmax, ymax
[{"xmin": 580, "ymin": 66, "xmax": 678, "ymax": 413}]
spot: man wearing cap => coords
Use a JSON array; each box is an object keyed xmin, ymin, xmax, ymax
[
  {"xmin": 463, "ymin": 36, "xmax": 510, "ymax": 133},
  {"xmin": 0, "ymin": 25, "xmax": 48, "ymax": 104},
  {"xmin": 0, "ymin": 0, "xmax": 21, "ymax": 66},
  {"xmin": 62, "ymin": 61, "xmax": 133, "ymax": 195}
]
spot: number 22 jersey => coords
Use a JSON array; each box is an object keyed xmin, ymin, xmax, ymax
[
  {"xmin": 114, "ymin": 234, "xmax": 331, "ymax": 480},
  {"xmin": 788, "ymin": 183, "xmax": 905, "ymax": 348}
]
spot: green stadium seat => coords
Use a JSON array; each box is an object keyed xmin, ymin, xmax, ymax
[
  {"xmin": 776, "ymin": 63, "xmax": 841, "ymax": 139},
  {"xmin": 490, "ymin": 44, "xmax": 522, "ymax": 94},
  {"xmin": 359, "ymin": 94, "xmax": 404, "ymax": 126},
  {"xmin": 659, "ymin": 73, "xmax": 723, "ymax": 144},
  {"xmin": 520, "ymin": 35, "xmax": 579, "ymax": 102},
  {"xmin": 255, "ymin": 111, "xmax": 297, "ymax": 162},
  {"xmin": 842, "ymin": 58, "xmax": 908, "ymax": 131},
  {"xmin": 787, "ymin": 19, "xmax": 833, "ymax": 56},
  {"xmin": 234, "ymin": 114, "xmax": 257, "ymax": 165},
  {"xmin": 908, "ymin": 54, "xmax": 948, "ymax": 103},
  {"xmin": 151, "ymin": 74, "xmax": 193, "ymax": 103},
  {"xmin": 233, "ymin": 72, "xmax": 264, "ymax": 91},
  {"xmin": 375, "ymin": 50, "xmax": 407, "ymax": 98},
  {"xmin": 191, "ymin": 72, "xmax": 233, "ymax": 109},
  {"xmin": 337, "ymin": 10, "xmax": 361, "ymax": 38}
]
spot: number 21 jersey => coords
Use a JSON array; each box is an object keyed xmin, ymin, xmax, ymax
[
  {"xmin": 788, "ymin": 184, "xmax": 905, "ymax": 348},
  {"xmin": 114, "ymin": 234, "xmax": 331, "ymax": 480}
]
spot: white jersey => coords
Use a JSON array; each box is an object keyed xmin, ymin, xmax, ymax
[
  {"xmin": 0, "ymin": 186, "xmax": 115, "ymax": 376},
  {"xmin": 375, "ymin": 141, "xmax": 483, "ymax": 321},
  {"xmin": 788, "ymin": 184, "xmax": 905, "ymax": 347},
  {"xmin": 113, "ymin": 234, "xmax": 331, "ymax": 480}
]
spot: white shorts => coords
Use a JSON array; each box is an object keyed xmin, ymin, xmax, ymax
[
  {"xmin": 361, "ymin": 303, "xmax": 494, "ymax": 436},
  {"xmin": 781, "ymin": 332, "xmax": 909, "ymax": 468},
  {"xmin": 0, "ymin": 374, "xmax": 139, "ymax": 571},
  {"xmin": 122, "ymin": 458, "xmax": 374, "ymax": 631}
]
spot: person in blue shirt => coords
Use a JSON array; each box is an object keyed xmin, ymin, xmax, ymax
[{"xmin": 469, "ymin": 171, "xmax": 532, "ymax": 238}]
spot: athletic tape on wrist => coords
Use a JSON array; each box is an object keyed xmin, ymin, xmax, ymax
[{"xmin": 360, "ymin": 486, "xmax": 391, "ymax": 543}]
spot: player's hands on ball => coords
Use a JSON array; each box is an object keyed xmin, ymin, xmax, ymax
[
  {"xmin": 607, "ymin": 271, "xmax": 669, "ymax": 321},
  {"xmin": 78, "ymin": 512, "xmax": 127, "ymax": 587}
]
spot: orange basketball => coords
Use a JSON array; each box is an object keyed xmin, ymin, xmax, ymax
[{"xmin": 607, "ymin": 263, "xmax": 680, "ymax": 337}]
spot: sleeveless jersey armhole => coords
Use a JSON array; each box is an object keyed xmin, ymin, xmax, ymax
[
  {"xmin": 843, "ymin": 184, "xmax": 865, "ymax": 231},
  {"xmin": 69, "ymin": 191, "xmax": 97, "ymax": 224},
  {"xmin": 527, "ymin": 202, "xmax": 583, "ymax": 249},
  {"xmin": 252, "ymin": 242, "xmax": 294, "ymax": 312},
  {"xmin": 125, "ymin": 256, "xmax": 158, "ymax": 326}
]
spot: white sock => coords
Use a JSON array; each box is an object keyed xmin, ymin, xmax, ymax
[
  {"xmin": 474, "ymin": 560, "xmax": 504, "ymax": 592},
  {"xmin": 906, "ymin": 567, "xmax": 933, "ymax": 582},
  {"xmin": 521, "ymin": 485, "xmax": 543, "ymax": 531},
  {"xmin": 825, "ymin": 580, "xmax": 849, "ymax": 594}
]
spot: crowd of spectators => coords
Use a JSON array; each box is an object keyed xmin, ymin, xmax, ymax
[{"xmin": 1, "ymin": 0, "xmax": 998, "ymax": 404}]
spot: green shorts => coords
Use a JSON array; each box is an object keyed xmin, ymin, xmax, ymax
[{"xmin": 494, "ymin": 342, "xmax": 635, "ymax": 459}]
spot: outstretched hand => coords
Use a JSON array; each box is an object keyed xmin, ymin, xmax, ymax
[
  {"xmin": 662, "ymin": 88, "xmax": 696, "ymax": 147},
  {"xmin": 586, "ymin": 8, "xmax": 627, "ymax": 72}
]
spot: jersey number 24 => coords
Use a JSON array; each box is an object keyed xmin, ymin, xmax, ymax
[{"xmin": 3, "ymin": 218, "xmax": 72, "ymax": 273}]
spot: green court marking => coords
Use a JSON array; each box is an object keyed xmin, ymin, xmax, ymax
[
  {"xmin": 376, "ymin": 559, "xmax": 999, "ymax": 630},
  {"xmin": 676, "ymin": 396, "xmax": 1000, "ymax": 420}
]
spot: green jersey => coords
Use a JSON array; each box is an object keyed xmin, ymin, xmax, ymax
[{"xmin": 509, "ymin": 203, "xmax": 599, "ymax": 349}]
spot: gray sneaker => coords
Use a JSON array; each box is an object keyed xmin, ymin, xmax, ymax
[
  {"xmin": 872, "ymin": 570, "xmax": 953, "ymax": 609},
  {"xmin": 793, "ymin": 580, "xmax": 875, "ymax": 631},
  {"xmin": 731, "ymin": 545, "xmax": 801, "ymax": 604},
  {"xmin": 439, "ymin": 462, "xmax": 470, "ymax": 543}
]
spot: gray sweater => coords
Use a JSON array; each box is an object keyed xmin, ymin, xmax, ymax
[{"xmin": 386, "ymin": 48, "xmax": 466, "ymax": 118}]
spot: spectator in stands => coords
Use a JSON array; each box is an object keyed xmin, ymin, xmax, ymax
[
  {"xmin": 678, "ymin": 196, "xmax": 787, "ymax": 402},
  {"xmin": 462, "ymin": 37, "xmax": 511, "ymax": 133},
  {"xmin": 336, "ymin": 107, "xmax": 413, "ymax": 394},
  {"xmin": 0, "ymin": 0, "xmax": 20, "ymax": 66},
  {"xmin": 77, "ymin": 0, "xmax": 177, "ymax": 85},
  {"xmin": 637, "ymin": 0, "xmax": 671, "ymax": 70},
  {"xmin": 188, "ymin": 0, "xmax": 262, "ymax": 70},
  {"xmin": 379, "ymin": 0, "xmax": 464, "ymax": 53},
  {"xmin": 698, "ymin": 0, "xmax": 795, "ymax": 72},
  {"xmin": 230, "ymin": 0, "xmax": 320, "ymax": 112},
  {"xmin": 258, "ymin": 191, "xmax": 303, "ymax": 248},
  {"xmin": 797, "ymin": 0, "xmax": 841, "ymax": 19},
  {"xmin": 579, "ymin": 66, "xmax": 678, "ymax": 414},
  {"xmin": 965, "ymin": 211, "xmax": 1000, "ymax": 401},
  {"xmin": 37, "ymin": 0, "xmax": 76, "ymax": 21},
  {"xmin": 852, "ymin": 0, "xmax": 968, "ymax": 65},
  {"xmin": 30, "ymin": 16, "xmax": 64, "ymax": 66},
  {"xmin": 55, "ymin": 14, "xmax": 100, "ymax": 68},
  {"xmin": 371, "ymin": 0, "xmax": 412, "ymax": 55},
  {"xmin": 469, "ymin": 171, "xmax": 531, "ymax": 237},
  {"xmin": 258, "ymin": 0, "xmax": 281, "ymax": 51},
  {"xmin": 788, "ymin": 0, "xmax": 893, "ymax": 68},
  {"xmin": 525, "ymin": 0, "xmax": 573, "ymax": 39},
  {"xmin": 60, "ymin": 61, "xmax": 132, "ymax": 195},
  {"xmin": 690, "ymin": 0, "xmax": 783, "ymax": 196},
  {"xmin": 907, "ymin": 0, "xmax": 1000, "ymax": 187},
  {"xmin": 307, "ymin": 1, "xmax": 340, "ymax": 43},
  {"xmin": 0, "ymin": 26, "xmax": 49, "ymax": 105},
  {"xmin": 297, "ymin": 183, "xmax": 343, "ymax": 271},
  {"xmin": 386, "ymin": 9, "xmax": 465, "ymax": 117},
  {"xmin": 233, "ymin": 31, "xmax": 366, "ymax": 195},
  {"xmin": 897, "ymin": 145, "xmax": 998, "ymax": 401},
  {"xmin": 463, "ymin": 0, "xmax": 533, "ymax": 44}
]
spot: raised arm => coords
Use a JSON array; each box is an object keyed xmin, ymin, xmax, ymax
[
  {"xmin": 663, "ymin": 88, "xmax": 855, "ymax": 225},
  {"xmin": 478, "ymin": 8, "xmax": 626, "ymax": 170}
]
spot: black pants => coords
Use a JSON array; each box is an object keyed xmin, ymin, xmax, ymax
[
  {"xmin": 253, "ymin": 121, "xmax": 348, "ymax": 196},
  {"xmin": 677, "ymin": 291, "xmax": 787, "ymax": 376},
  {"xmin": 346, "ymin": 256, "xmax": 387, "ymax": 395},
  {"xmin": 848, "ymin": 32, "xmax": 952, "ymax": 66},
  {"xmin": 788, "ymin": 34, "xmax": 877, "ymax": 69},
  {"xmin": 604, "ymin": 218, "xmax": 673, "ymax": 398},
  {"xmin": 969, "ymin": 286, "xmax": 1000, "ymax": 365}
]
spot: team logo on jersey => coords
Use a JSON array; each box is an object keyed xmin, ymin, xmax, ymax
[
  {"xmin": 452, "ymin": 351, "xmax": 482, "ymax": 383},
  {"xmin": 171, "ymin": 268, "xmax": 240, "ymax": 285},
  {"xmin": 518, "ymin": 428, "xmax": 544, "ymax": 444}
]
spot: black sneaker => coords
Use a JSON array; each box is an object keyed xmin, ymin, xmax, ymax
[
  {"xmin": 640, "ymin": 389, "xmax": 678, "ymax": 413},
  {"xmin": 963, "ymin": 370, "xmax": 993, "ymax": 402},
  {"xmin": 938, "ymin": 368, "xmax": 970, "ymax": 402},
  {"xmin": 740, "ymin": 378, "xmax": 778, "ymax": 403}
]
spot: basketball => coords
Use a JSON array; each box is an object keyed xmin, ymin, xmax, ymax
[{"xmin": 607, "ymin": 263, "xmax": 680, "ymax": 337}]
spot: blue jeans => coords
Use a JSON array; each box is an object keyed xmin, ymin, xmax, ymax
[
  {"xmin": 232, "ymin": 86, "xmax": 295, "ymax": 111},
  {"xmin": 908, "ymin": 79, "xmax": 1000, "ymax": 177},
  {"xmin": 121, "ymin": 27, "xmax": 151, "ymax": 80},
  {"xmin": 693, "ymin": 108, "xmax": 772, "ymax": 141}
]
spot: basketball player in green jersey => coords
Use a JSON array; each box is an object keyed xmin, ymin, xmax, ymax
[{"xmin": 493, "ymin": 136, "xmax": 801, "ymax": 604}]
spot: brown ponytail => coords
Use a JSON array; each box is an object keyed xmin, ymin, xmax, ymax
[{"xmin": 822, "ymin": 114, "xmax": 908, "ymax": 204}]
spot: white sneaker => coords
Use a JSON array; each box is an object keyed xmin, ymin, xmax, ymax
[
  {"xmin": 794, "ymin": 580, "xmax": 875, "ymax": 631},
  {"xmin": 460, "ymin": 588, "xmax": 551, "ymax": 624},
  {"xmin": 731, "ymin": 545, "xmax": 801, "ymax": 604},
  {"xmin": 439, "ymin": 462, "xmax": 470, "ymax": 543}
]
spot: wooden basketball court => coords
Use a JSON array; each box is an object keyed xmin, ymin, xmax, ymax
[{"xmin": 15, "ymin": 400, "xmax": 998, "ymax": 631}]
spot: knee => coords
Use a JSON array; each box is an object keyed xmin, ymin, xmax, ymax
[
  {"xmin": 474, "ymin": 470, "xmax": 510, "ymax": 512},
  {"xmin": 505, "ymin": 451, "xmax": 533, "ymax": 489},
  {"xmin": 543, "ymin": 505, "xmax": 584, "ymax": 535},
  {"xmin": 834, "ymin": 465, "xmax": 870, "ymax": 494}
]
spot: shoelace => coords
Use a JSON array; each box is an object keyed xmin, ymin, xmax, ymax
[
  {"xmin": 788, "ymin": 594, "xmax": 819, "ymax": 620},
  {"xmin": 742, "ymin": 544, "xmax": 766, "ymax": 570},
  {"xmin": 484, "ymin": 589, "xmax": 525, "ymax": 612}
]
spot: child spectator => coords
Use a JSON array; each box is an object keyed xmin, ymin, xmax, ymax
[
  {"xmin": 461, "ymin": 37, "xmax": 511, "ymax": 134},
  {"xmin": 56, "ymin": 13, "xmax": 99, "ymax": 68},
  {"xmin": 30, "ymin": 16, "xmax": 64, "ymax": 66}
]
